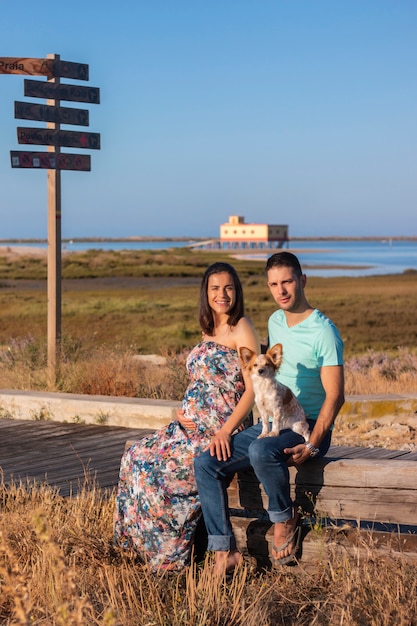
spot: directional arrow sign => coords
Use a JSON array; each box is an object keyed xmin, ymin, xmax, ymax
[
  {"xmin": 17, "ymin": 127, "xmax": 101, "ymax": 149},
  {"xmin": 0, "ymin": 57, "xmax": 89, "ymax": 80},
  {"xmin": 24, "ymin": 79, "xmax": 100, "ymax": 104},
  {"xmin": 0, "ymin": 57, "xmax": 54, "ymax": 77},
  {"xmin": 15, "ymin": 101, "xmax": 89, "ymax": 126},
  {"xmin": 52, "ymin": 60, "xmax": 89, "ymax": 81},
  {"xmin": 10, "ymin": 151, "xmax": 91, "ymax": 171}
]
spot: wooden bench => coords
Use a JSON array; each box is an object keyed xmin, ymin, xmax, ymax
[
  {"xmin": 227, "ymin": 445, "xmax": 417, "ymax": 568},
  {"xmin": 123, "ymin": 438, "xmax": 417, "ymax": 567}
]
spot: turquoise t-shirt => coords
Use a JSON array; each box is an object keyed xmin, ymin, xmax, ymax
[{"xmin": 268, "ymin": 308, "xmax": 344, "ymax": 421}]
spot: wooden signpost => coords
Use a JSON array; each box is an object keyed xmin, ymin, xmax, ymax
[
  {"xmin": 1, "ymin": 53, "xmax": 100, "ymax": 386},
  {"xmin": 14, "ymin": 101, "xmax": 89, "ymax": 126},
  {"xmin": 11, "ymin": 151, "xmax": 91, "ymax": 171},
  {"xmin": 24, "ymin": 79, "xmax": 100, "ymax": 104},
  {"xmin": 17, "ymin": 127, "xmax": 101, "ymax": 149},
  {"xmin": 0, "ymin": 57, "xmax": 89, "ymax": 80}
]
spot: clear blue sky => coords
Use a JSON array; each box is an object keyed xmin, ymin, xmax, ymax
[{"xmin": 1, "ymin": 1, "xmax": 416, "ymax": 239}]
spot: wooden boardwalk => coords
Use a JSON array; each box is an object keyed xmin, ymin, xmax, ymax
[
  {"xmin": 0, "ymin": 418, "xmax": 416, "ymax": 498},
  {"xmin": 0, "ymin": 418, "xmax": 153, "ymax": 496}
]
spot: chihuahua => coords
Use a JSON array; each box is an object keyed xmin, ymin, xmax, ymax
[{"xmin": 239, "ymin": 343, "xmax": 310, "ymax": 440}]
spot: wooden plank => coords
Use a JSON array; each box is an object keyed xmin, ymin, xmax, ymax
[
  {"xmin": 2, "ymin": 446, "xmax": 107, "ymax": 470},
  {"xmin": 306, "ymin": 497, "xmax": 417, "ymax": 525},
  {"xmin": 232, "ymin": 461, "xmax": 417, "ymax": 498},
  {"xmin": 0, "ymin": 425, "xmax": 143, "ymax": 452},
  {"xmin": 52, "ymin": 60, "xmax": 89, "ymax": 81},
  {"xmin": 230, "ymin": 484, "xmax": 417, "ymax": 511},
  {"xmin": 0, "ymin": 58, "xmax": 89, "ymax": 80},
  {"xmin": 0, "ymin": 419, "xmax": 151, "ymax": 496},
  {"xmin": 336, "ymin": 448, "xmax": 412, "ymax": 460},
  {"xmin": 24, "ymin": 79, "xmax": 100, "ymax": 104},
  {"xmin": 15, "ymin": 101, "xmax": 89, "ymax": 126},
  {"xmin": 230, "ymin": 518, "xmax": 417, "ymax": 569},
  {"xmin": 0, "ymin": 421, "xmax": 117, "ymax": 440},
  {"xmin": 228, "ymin": 457, "xmax": 417, "ymax": 527},
  {"xmin": 10, "ymin": 151, "xmax": 91, "ymax": 171},
  {"xmin": 0, "ymin": 437, "xmax": 144, "ymax": 467},
  {"xmin": 17, "ymin": 128, "xmax": 100, "ymax": 150},
  {"xmin": 299, "ymin": 458, "xmax": 417, "ymax": 489},
  {"xmin": 327, "ymin": 445, "xmax": 413, "ymax": 460},
  {"xmin": 230, "ymin": 487, "xmax": 416, "ymax": 526},
  {"xmin": 327, "ymin": 445, "xmax": 368, "ymax": 458},
  {"xmin": 299, "ymin": 485, "xmax": 417, "ymax": 505},
  {"xmin": 22, "ymin": 447, "xmax": 124, "ymax": 470},
  {"xmin": 0, "ymin": 435, "xmax": 128, "ymax": 464},
  {"xmin": 0, "ymin": 57, "xmax": 54, "ymax": 77}
]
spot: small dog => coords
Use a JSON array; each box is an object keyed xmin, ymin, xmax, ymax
[{"xmin": 239, "ymin": 343, "xmax": 310, "ymax": 440}]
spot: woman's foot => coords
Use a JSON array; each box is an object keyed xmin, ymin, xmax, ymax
[
  {"xmin": 214, "ymin": 549, "xmax": 242, "ymax": 575},
  {"xmin": 272, "ymin": 513, "xmax": 301, "ymax": 564}
]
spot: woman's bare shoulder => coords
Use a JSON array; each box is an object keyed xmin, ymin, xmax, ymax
[{"xmin": 234, "ymin": 317, "xmax": 260, "ymax": 351}]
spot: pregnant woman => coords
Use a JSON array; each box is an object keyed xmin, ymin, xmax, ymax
[{"xmin": 113, "ymin": 261, "xmax": 259, "ymax": 571}]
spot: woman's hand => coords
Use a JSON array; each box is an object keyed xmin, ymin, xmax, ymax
[
  {"xmin": 176, "ymin": 409, "xmax": 197, "ymax": 431},
  {"xmin": 208, "ymin": 428, "xmax": 232, "ymax": 461}
]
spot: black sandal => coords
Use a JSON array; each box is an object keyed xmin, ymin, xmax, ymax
[{"xmin": 272, "ymin": 523, "xmax": 302, "ymax": 566}]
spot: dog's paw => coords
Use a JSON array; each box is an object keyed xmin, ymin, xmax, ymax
[{"xmin": 258, "ymin": 430, "xmax": 280, "ymax": 438}]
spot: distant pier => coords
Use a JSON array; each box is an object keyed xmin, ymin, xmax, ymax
[{"xmin": 187, "ymin": 238, "xmax": 288, "ymax": 250}]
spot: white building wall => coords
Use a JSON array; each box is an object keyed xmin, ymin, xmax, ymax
[{"xmin": 220, "ymin": 216, "xmax": 288, "ymax": 243}]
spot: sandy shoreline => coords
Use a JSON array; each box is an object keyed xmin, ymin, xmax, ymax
[
  {"xmin": 0, "ymin": 245, "xmax": 371, "ymax": 272},
  {"xmin": 0, "ymin": 246, "xmax": 47, "ymax": 259},
  {"xmin": 0, "ymin": 245, "xmax": 379, "ymax": 273},
  {"xmin": 0, "ymin": 244, "xmax": 342, "ymax": 260}
]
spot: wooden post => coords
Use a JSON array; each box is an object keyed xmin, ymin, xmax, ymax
[
  {"xmin": 46, "ymin": 53, "xmax": 61, "ymax": 388},
  {"xmin": 4, "ymin": 54, "xmax": 99, "ymax": 387}
]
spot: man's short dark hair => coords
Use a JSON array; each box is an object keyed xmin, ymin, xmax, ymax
[{"xmin": 265, "ymin": 251, "xmax": 303, "ymax": 277}]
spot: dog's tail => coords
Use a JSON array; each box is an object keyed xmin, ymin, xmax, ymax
[{"xmin": 293, "ymin": 421, "xmax": 310, "ymax": 442}]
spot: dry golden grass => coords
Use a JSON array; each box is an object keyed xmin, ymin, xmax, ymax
[
  {"xmin": 345, "ymin": 367, "xmax": 417, "ymax": 395},
  {"xmin": 0, "ymin": 479, "xmax": 416, "ymax": 625},
  {"xmin": 0, "ymin": 343, "xmax": 190, "ymax": 400},
  {"xmin": 1, "ymin": 338, "xmax": 416, "ymax": 398}
]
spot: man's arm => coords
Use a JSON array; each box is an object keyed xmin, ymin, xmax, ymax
[{"xmin": 284, "ymin": 364, "xmax": 345, "ymax": 465}]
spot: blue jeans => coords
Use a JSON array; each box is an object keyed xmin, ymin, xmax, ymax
[{"xmin": 194, "ymin": 420, "xmax": 331, "ymax": 552}]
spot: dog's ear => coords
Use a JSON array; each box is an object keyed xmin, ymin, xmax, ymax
[
  {"xmin": 239, "ymin": 346, "xmax": 254, "ymax": 366},
  {"xmin": 268, "ymin": 343, "xmax": 283, "ymax": 366}
]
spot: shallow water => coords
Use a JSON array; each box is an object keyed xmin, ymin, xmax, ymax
[{"xmin": 3, "ymin": 239, "xmax": 417, "ymax": 277}]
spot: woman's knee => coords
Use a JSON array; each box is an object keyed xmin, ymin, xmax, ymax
[{"xmin": 194, "ymin": 450, "xmax": 216, "ymax": 476}]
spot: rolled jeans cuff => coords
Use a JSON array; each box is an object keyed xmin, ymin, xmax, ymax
[
  {"xmin": 207, "ymin": 534, "xmax": 237, "ymax": 552},
  {"xmin": 268, "ymin": 504, "xmax": 293, "ymax": 524}
]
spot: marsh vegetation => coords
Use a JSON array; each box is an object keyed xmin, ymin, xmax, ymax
[{"xmin": 1, "ymin": 248, "xmax": 416, "ymax": 395}]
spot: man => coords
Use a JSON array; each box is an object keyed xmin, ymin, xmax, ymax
[{"xmin": 194, "ymin": 251, "xmax": 344, "ymax": 573}]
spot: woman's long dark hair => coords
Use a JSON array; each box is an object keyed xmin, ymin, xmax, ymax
[{"xmin": 199, "ymin": 262, "xmax": 244, "ymax": 336}]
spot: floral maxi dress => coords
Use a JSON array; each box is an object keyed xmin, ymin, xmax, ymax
[{"xmin": 113, "ymin": 341, "xmax": 245, "ymax": 571}]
